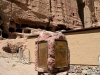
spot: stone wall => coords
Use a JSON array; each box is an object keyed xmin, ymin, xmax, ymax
[
  {"xmin": 26, "ymin": 30, "xmax": 100, "ymax": 74},
  {"xmin": 27, "ymin": 29, "xmax": 100, "ymax": 65},
  {"xmin": 66, "ymin": 29, "xmax": 100, "ymax": 65}
]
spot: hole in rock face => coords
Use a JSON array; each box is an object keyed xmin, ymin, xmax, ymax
[
  {"xmin": 21, "ymin": 24, "xmax": 29, "ymax": 27},
  {"xmin": 0, "ymin": 16, "xmax": 2, "ymax": 20},
  {"xmin": 39, "ymin": 26, "xmax": 45, "ymax": 29},
  {"xmin": 23, "ymin": 29, "xmax": 31, "ymax": 33},
  {"xmin": 2, "ymin": 32, "xmax": 8, "ymax": 38},
  {"xmin": 16, "ymin": 28, "xmax": 23, "ymax": 33},
  {"xmin": 9, "ymin": 27, "xmax": 15, "ymax": 33},
  {"xmin": 56, "ymin": 24, "xmax": 68, "ymax": 31},
  {"xmin": 73, "ymin": 13, "xmax": 75, "ymax": 16},
  {"xmin": 0, "ymin": 30, "xmax": 2, "ymax": 36}
]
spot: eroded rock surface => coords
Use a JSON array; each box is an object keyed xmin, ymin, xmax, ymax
[
  {"xmin": 0, "ymin": 0, "xmax": 83, "ymax": 36},
  {"xmin": 0, "ymin": 0, "xmax": 100, "ymax": 39}
]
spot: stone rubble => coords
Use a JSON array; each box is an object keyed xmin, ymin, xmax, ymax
[{"xmin": 68, "ymin": 65, "xmax": 100, "ymax": 75}]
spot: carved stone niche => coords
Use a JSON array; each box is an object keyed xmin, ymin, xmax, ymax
[
  {"xmin": 0, "ymin": 29, "xmax": 2, "ymax": 36},
  {"xmin": 35, "ymin": 31, "xmax": 70, "ymax": 74}
]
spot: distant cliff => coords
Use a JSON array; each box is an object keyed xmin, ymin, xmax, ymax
[{"xmin": 0, "ymin": 0, "xmax": 100, "ymax": 38}]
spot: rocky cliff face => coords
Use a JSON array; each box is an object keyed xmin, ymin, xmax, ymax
[
  {"xmin": 50, "ymin": 0, "xmax": 83, "ymax": 30},
  {"xmin": 0, "ymin": 0, "xmax": 50, "ymax": 23},
  {"xmin": 0, "ymin": 0, "xmax": 100, "ymax": 38},
  {"xmin": 0, "ymin": 0, "xmax": 50, "ymax": 38}
]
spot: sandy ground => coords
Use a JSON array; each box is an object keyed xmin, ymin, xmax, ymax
[
  {"xmin": 0, "ymin": 57, "xmax": 38, "ymax": 75},
  {"xmin": 0, "ymin": 39, "xmax": 38, "ymax": 75}
]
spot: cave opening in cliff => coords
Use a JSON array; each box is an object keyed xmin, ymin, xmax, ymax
[
  {"xmin": 16, "ymin": 18, "xmax": 50, "ymax": 30},
  {"xmin": 9, "ymin": 27, "xmax": 15, "ymax": 33},
  {"xmin": 16, "ymin": 28, "xmax": 23, "ymax": 33},
  {"xmin": 39, "ymin": 26, "xmax": 45, "ymax": 29},
  {"xmin": 2, "ymin": 32, "xmax": 8, "ymax": 38},
  {"xmin": 46, "ymin": 26, "xmax": 52, "ymax": 31},
  {"xmin": 0, "ymin": 30, "xmax": 2, "ymax": 36},
  {"xmin": 76, "ymin": 0, "xmax": 85, "ymax": 26},
  {"xmin": 16, "ymin": 23, "xmax": 21, "ymax": 28},
  {"xmin": 23, "ymin": 28, "xmax": 31, "ymax": 33},
  {"xmin": 21, "ymin": 24, "xmax": 29, "ymax": 28},
  {"xmin": 0, "ymin": 16, "xmax": 3, "ymax": 30},
  {"xmin": 55, "ymin": 24, "xmax": 69, "ymax": 31}
]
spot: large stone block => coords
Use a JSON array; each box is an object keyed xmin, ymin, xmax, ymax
[{"xmin": 35, "ymin": 31, "xmax": 70, "ymax": 73}]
